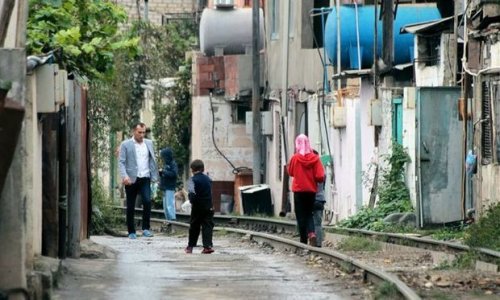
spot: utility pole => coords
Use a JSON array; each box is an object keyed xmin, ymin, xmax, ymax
[
  {"xmin": 252, "ymin": 0, "xmax": 261, "ymax": 184},
  {"xmin": 373, "ymin": 0, "xmax": 379, "ymax": 100},
  {"xmin": 382, "ymin": 0, "xmax": 394, "ymax": 71}
]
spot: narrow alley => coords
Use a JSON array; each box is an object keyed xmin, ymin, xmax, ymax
[{"xmin": 53, "ymin": 234, "xmax": 364, "ymax": 300}]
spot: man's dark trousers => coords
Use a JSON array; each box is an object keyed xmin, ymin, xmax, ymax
[{"xmin": 125, "ymin": 177, "xmax": 151, "ymax": 234}]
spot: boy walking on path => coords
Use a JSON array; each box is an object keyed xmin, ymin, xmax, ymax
[
  {"xmin": 159, "ymin": 147, "xmax": 178, "ymax": 222},
  {"xmin": 185, "ymin": 159, "xmax": 215, "ymax": 254}
]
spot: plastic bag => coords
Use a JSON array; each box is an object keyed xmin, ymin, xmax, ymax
[
  {"xmin": 151, "ymin": 182, "xmax": 158, "ymax": 199},
  {"xmin": 181, "ymin": 200, "xmax": 192, "ymax": 214},
  {"xmin": 465, "ymin": 150, "xmax": 477, "ymax": 175}
]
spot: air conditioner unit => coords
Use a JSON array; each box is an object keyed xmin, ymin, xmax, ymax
[{"xmin": 214, "ymin": 0, "xmax": 234, "ymax": 9}]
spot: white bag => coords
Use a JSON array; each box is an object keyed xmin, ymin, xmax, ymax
[{"xmin": 181, "ymin": 200, "xmax": 192, "ymax": 214}]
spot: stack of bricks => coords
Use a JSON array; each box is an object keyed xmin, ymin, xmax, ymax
[{"xmin": 193, "ymin": 55, "xmax": 224, "ymax": 97}]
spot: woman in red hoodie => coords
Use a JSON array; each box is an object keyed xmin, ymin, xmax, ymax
[{"xmin": 287, "ymin": 134, "xmax": 325, "ymax": 246}]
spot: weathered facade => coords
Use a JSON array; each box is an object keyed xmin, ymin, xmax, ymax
[
  {"xmin": 469, "ymin": 0, "xmax": 500, "ymax": 216},
  {"xmin": 1, "ymin": 1, "xmax": 90, "ymax": 298}
]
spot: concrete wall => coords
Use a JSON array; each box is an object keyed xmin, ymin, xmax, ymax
[
  {"xmin": 330, "ymin": 80, "xmax": 379, "ymax": 221},
  {"xmin": 191, "ymin": 94, "xmax": 253, "ymax": 181},
  {"xmin": 474, "ymin": 37, "xmax": 500, "ymax": 216},
  {"xmin": 25, "ymin": 74, "xmax": 43, "ymax": 265},
  {"xmin": 261, "ymin": 0, "xmax": 329, "ymax": 216},
  {"xmin": 0, "ymin": 0, "xmax": 28, "ymax": 293},
  {"xmin": 402, "ymin": 88, "xmax": 418, "ymax": 207},
  {"xmin": 264, "ymin": 0, "xmax": 325, "ymax": 91},
  {"xmin": 263, "ymin": 101, "xmax": 284, "ymax": 216},
  {"xmin": 415, "ymin": 33, "xmax": 455, "ymax": 87}
]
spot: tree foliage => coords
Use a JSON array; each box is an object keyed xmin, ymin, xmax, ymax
[
  {"xmin": 27, "ymin": 0, "xmax": 139, "ymax": 79},
  {"xmin": 136, "ymin": 21, "xmax": 196, "ymax": 178}
]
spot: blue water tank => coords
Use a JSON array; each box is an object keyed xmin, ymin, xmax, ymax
[{"xmin": 324, "ymin": 5, "xmax": 442, "ymax": 69}]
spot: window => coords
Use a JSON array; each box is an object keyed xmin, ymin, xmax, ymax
[
  {"xmin": 232, "ymin": 101, "xmax": 251, "ymax": 124},
  {"xmin": 270, "ymin": 0, "xmax": 280, "ymax": 40},
  {"xmin": 417, "ymin": 35, "xmax": 440, "ymax": 66}
]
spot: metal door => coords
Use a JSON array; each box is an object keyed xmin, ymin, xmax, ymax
[{"xmin": 416, "ymin": 87, "xmax": 462, "ymax": 226}]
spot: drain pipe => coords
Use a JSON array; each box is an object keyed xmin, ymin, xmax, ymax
[
  {"xmin": 354, "ymin": 0, "xmax": 361, "ymax": 70},
  {"xmin": 336, "ymin": 0, "xmax": 341, "ymax": 91}
]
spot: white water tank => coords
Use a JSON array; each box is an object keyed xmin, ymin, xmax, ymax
[
  {"xmin": 200, "ymin": 7, "xmax": 264, "ymax": 56},
  {"xmin": 214, "ymin": 0, "xmax": 234, "ymax": 9}
]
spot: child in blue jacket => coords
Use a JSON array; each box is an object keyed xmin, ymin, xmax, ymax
[{"xmin": 160, "ymin": 147, "xmax": 178, "ymax": 221}]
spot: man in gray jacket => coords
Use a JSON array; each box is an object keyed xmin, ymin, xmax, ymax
[{"xmin": 119, "ymin": 122, "xmax": 159, "ymax": 239}]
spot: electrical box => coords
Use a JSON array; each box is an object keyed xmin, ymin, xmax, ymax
[
  {"xmin": 245, "ymin": 111, "xmax": 252, "ymax": 134},
  {"xmin": 36, "ymin": 64, "xmax": 57, "ymax": 113},
  {"xmin": 245, "ymin": 111, "xmax": 273, "ymax": 135},
  {"xmin": 370, "ymin": 99, "xmax": 382, "ymax": 126},
  {"xmin": 330, "ymin": 103, "xmax": 346, "ymax": 128},
  {"xmin": 37, "ymin": 65, "xmax": 67, "ymax": 113},
  {"xmin": 260, "ymin": 111, "xmax": 273, "ymax": 135},
  {"xmin": 55, "ymin": 69, "xmax": 67, "ymax": 106}
]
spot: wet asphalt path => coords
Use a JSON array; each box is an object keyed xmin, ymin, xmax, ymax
[{"xmin": 53, "ymin": 234, "xmax": 357, "ymax": 300}]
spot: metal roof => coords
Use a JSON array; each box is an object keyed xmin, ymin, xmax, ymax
[
  {"xmin": 400, "ymin": 15, "xmax": 456, "ymax": 34},
  {"xmin": 331, "ymin": 63, "xmax": 413, "ymax": 79}
]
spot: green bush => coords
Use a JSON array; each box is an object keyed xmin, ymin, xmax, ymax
[
  {"xmin": 464, "ymin": 202, "xmax": 500, "ymax": 251},
  {"xmin": 338, "ymin": 141, "xmax": 413, "ymax": 230},
  {"xmin": 90, "ymin": 178, "xmax": 122, "ymax": 235}
]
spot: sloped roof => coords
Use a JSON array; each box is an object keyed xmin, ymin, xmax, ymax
[{"xmin": 400, "ymin": 15, "xmax": 456, "ymax": 34}]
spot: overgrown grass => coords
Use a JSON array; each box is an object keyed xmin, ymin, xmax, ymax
[
  {"xmin": 90, "ymin": 178, "xmax": 122, "ymax": 235},
  {"xmin": 430, "ymin": 226, "xmax": 466, "ymax": 241},
  {"xmin": 464, "ymin": 202, "xmax": 500, "ymax": 251},
  {"xmin": 373, "ymin": 282, "xmax": 403, "ymax": 300},
  {"xmin": 337, "ymin": 236, "xmax": 381, "ymax": 251},
  {"xmin": 434, "ymin": 251, "xmax": 477, "ymax": 270},
  {"xmin": 422, "ymin": 290, "xmax": 454, "ymax": 300}
]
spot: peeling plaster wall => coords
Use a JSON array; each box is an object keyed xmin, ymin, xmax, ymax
[
  {"xmin": 264, "ymin": 102, "xmax": 283, "ymax": 216},
  {"xmin": 402, "ymin": 88, "xmax": 418, "ymax": 207},
  {"xmin": 414, "ymin": 33, "xmax": 455, "ymax": 87},
  {"xmin": 330, "ymin": 81, "xmax": 377, "ymax": 222},
  {"xmin": 191, "ymin": 95, "xmax": 253, "ymax": 182}
]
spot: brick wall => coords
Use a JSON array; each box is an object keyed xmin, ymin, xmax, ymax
[
  {"xmin": 193, "ymin": 55, "xmax": 224, "ymax": 96},
  {"xmin": 115, "ymin": 0, "xmax": 196, "ymax": 25}
]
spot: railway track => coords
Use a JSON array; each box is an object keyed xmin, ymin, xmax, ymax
[
  {"xmin": 149, "ymin": 217, "xmax": 421, "ymax": 300},
  {"xmin": 119, "ymin": 206, "xmax": 500, "ymax": 267},
  {"xmin": 114, "ymin": 206, "xmax": 498, "ymax": 299}
]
